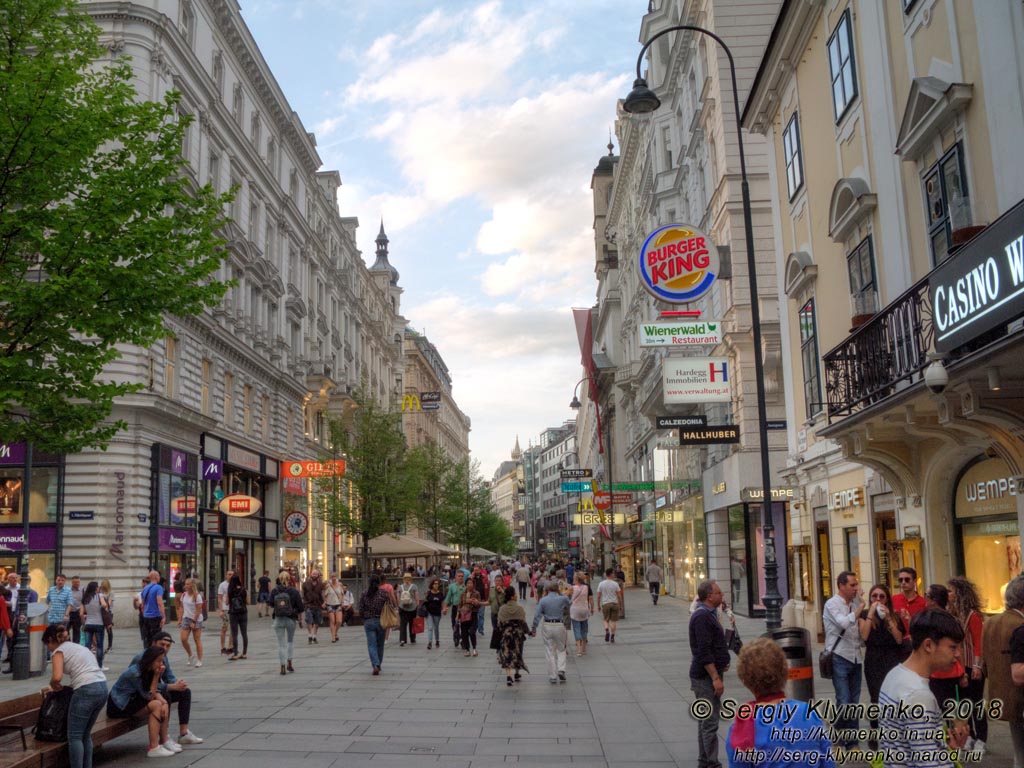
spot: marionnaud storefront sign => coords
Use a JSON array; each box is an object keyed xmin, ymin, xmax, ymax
[
  {"xmin": 930, "ymin": 198, "xmax": 1024, "ymax": 353},
  {"xmin": 663, "ymin": 358, "xmax": 731, "ymax": 403},
  {"xmin": 639, "ymin": 320, "xmax": 722, "ymax": 347},
  {"xmin": 638, "ymin": 223, "xmax": 720, "ymax": 303}
]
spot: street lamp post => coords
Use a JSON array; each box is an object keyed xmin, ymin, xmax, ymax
[
  {"xmin": 622, "ymin": 25, "xmax": 782, "ymax": 630},
  {"xmin": 570, "ymin": 376, "xmax": 614, "ymax": 571},
  {"xmin": 558, "ymin": 450, "xmax": 581, "ymax": 555},
  {"xmin": 12, "ymin": 443, "xmax": 33, "ymax": 680}
]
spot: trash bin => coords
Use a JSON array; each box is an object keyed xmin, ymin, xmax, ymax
[
  {"xmin": 765, "ymin": 627, "xmax": 814, "ymax": 702},
  {"xmin": 27, "ymin": 602, "xmax": 48, "ymax": 676}
]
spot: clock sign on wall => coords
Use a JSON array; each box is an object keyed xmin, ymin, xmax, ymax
[{"xmin": 284, "ymin": 511, "xmax": 308, "ymax": 537}]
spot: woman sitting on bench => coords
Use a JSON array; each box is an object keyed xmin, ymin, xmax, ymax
[
  {"xmin": 106, "ymin": 645, "xmax": 174, "ymax": 758},
  {"xmin": 43, "ymin": 624, "xmax": 108, "ymax": 768}
]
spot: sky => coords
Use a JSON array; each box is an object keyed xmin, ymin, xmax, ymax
[{"xmin": 239, "ymin": 0, "xmax": 643, "ymax": 477}]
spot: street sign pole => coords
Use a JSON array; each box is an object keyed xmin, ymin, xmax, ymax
[{"xmin": 12, "ymin": 443, "xmax": 32, "ymax": 680}]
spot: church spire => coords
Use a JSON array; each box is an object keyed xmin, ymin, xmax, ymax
[
  {"xmin": 371, "ymin": 218, "xmax": 399, "ymax": 285},
  {"xmin": 512, "ymin": 435, "xmax": 522, "ymax": 460}
]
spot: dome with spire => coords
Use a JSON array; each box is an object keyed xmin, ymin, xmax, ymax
[
  {"xmin": 371, "ymin": 219, "xmax": 400, "ymax": 285},
  {"xmin": 595, "ymin": 137, "xmax": 617, "ymax": 174}
]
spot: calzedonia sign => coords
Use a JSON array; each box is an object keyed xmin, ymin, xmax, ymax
[
  {"xmin": 930, "ymin": 198, "xmax": 1024, "ymax": 353},
  {"xmin": 639, "ymin": 321, "xmax": 722, "ymax": 347},
  {"xmin": 639, "ymin": 223, "xmax": 720, "ymax": 303}
]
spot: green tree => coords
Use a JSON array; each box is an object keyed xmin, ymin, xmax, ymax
[
  {"xmin": 470, "ymin": 510, "xmax": 514, "ymax": 556},
  {"xmin": 0, "ymin": 0, "xmax": 232, "ymax": 453}
]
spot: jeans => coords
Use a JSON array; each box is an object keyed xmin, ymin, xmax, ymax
[
  {"xmin": 426, "ymin": 613, "xmax": 442, "ymax": 645},
  {"xmin": 229, "ymin": 612, "xmax": 248, "ymax": 654},
  {"xmin": 364, "ymin": 617, "xmax": 386, "ymax": 668},
  {"xmin": 571, "ymin": 618, "xmax": 589, "ymax": 641},
  {"xmin": 831, "ymin": 654, "xmax": 862, "ymax": 745},
  {"xmin": 68, "ymin": 681, "xmax": 107, "ymax": 768},
  {"xmin": 450, "ymin": 610, "xmax": 461, "ymax": 646},
  {"xmin": 399, "ymin": 609, "xmax": 417, "ymax": 643},
  {"xmin": 477, "ymin": 606, "xmax": 486, "ymax": 635},
  {"xmin": 165, "ymin": 686, "xmax": 191, "ymax": 727},
  {"xmin": 272, "ymin": 617, "xmax": 296, "ymax": 664},
  {"xmin": 83, "ymin": 625, "xmax": 104, "ymax": 667},
  {"xmin": 690, "ymin": 675, "xmax": 722, "ymax": 768},
  {"xmin": 649, "ymin": 582, "xmax": 660, "ymax": 604},
  {"xmin": 541, "ymin": 622, "xmax": 567, "ymax": 678},
  {"xmin": 67, "ymin": 612, "xmax": 82, "ymax": 644}
]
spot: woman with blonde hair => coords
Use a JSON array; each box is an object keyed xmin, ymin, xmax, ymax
[
  {"xmin": 100, "ymin": 578, "xmax": 114, "ymax": 651},
  {"xmin": 178, "ymin": 578, "xmax": 205, "ymax": 667},
  {"xmin": 569, "ymin": 571, "xmax": 593, "ymax": 656}
]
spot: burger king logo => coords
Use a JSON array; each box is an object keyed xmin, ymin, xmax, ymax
[{"xmin": 638, "ymin": 223, "xmax": 719, "ymax": 303}]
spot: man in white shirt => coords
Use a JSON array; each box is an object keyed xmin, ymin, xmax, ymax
[
  {"xmin": 823, "ymin": 570, "xmax": 863, "ymax": 749},
  {"xmin": 595, "ymin": 568, "xmax": 623, "ymax": 643},
  {"xmin": 879, "ymin": 608, "xmax": 969, "ymax": 766},
  {"xmin": 217, "ymin": 570, "xmax": 234, "ymax": 655}
]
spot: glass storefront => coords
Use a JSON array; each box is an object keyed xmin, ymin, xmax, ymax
[
  {"xmin": 0, "ymin": 443, "xmax": 63, "ymax": 593},
  {"xmin": 727, "ymin": 501, "xmax": 790, "ymax": 617},
  {"xmin": 653, "ymin": 495, "xmax": 706, "ymax": 602}
]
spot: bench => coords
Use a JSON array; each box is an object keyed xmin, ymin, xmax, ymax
[{"xmin": 0, "ymin": 691, "xmax": 146, "ymax": 768}]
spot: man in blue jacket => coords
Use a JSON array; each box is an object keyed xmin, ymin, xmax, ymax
[
  {"xmin": 689, "ymin": 580, "xmax": 730, "ymax": 768},
  {"xmin": 128, "ymin": 632, "xmax": 204, "ymax": 750}
]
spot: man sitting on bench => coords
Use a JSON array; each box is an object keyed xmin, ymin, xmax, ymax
[{"xmin": 129, "ymin": 631, "xmax": 203, "ymax": 751}]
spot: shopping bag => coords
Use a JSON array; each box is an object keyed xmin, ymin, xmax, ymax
[
  {"xmin": 412, "ymin": 616, "xmax": 425, "ymax": 634},
  {"xmin": 380, "ymin": 601, "xmax": 400, "ymax": 630}
]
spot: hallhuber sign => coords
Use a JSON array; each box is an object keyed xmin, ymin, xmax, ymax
[
  {"xmin": 930, "ymin": 198, "xmax": 1024, "ymax": 353},
  {"xmin": 638, "ymin": 224, "xmax": 720, "ymax": 303}
]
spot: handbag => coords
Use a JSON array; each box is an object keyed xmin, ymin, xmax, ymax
[
  {"xmin": 34, "ymin": 688, "xmax": 74, "ymax": 742},
  {"xmin": 380, "ymin": 601, "xmax": 400, "ymax": 630},
  {"xmin": 412, "ymin": 615, "xmax": 425, "ymax": 634},
  {"xmin": 818, "ymin": 626, "xmax": 846, "ymax": 679},
  {"xmin": 416, "ymin": 603, "xmax": 428, "ymax": 618}
]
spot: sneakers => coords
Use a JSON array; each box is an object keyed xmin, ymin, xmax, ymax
[
  {"xmin": 604, "ymin": 630, "xmax": 610, "ymax": 642},
  {"xmin": 185, "ymin": 656, "xmax": 193, "ymax": 666},
  {"xmin": 178, "ymin": 731, "xmax": 204, "ymax": 745},
  {"xmin": 973, "ymin": 740, "xmax": 987, "ymax": 755},
  {"xmin": 557, "ymin": 671, "xmax": 566, "ymax": 681},
  {"xmin": 147, "ymin": 745, "xmax": 174, "ymax": 758},
  {"xmin": 427, "ymin": 642, "xmax": 432, "ymax": 650},
  {"xmin": 308, "ymin": 637, "xmax": 313, "ymax": 644},
  {"xmin": 163, "ymin": 739, "xmax": 183, "ymax": 754},
  {"xmin": 312, "ymin": 637, "xmax": 318, "ymax": 644},
  {"xmin": 287, "ymin": 660, "xmax": 294, "ymax": 673},
  {"xmin": 280, "ymin": 665, "xmax": 286, "ymax": 676},
  {"xmin": 194, "ymin": 660, "xmax": 202, "ymax": 668},
  {"xmin": 549, "ymin": 677, "xmax": 558, "ymax": 684}
]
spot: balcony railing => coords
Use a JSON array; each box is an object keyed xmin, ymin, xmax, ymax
[{"xmin": 823, "ymin": 276, "xmax": 934, "ymax": 422}]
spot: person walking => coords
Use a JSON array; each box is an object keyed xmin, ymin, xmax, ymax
[
  {"xmin": 396, "ymin": 573, "xmax": 419, "ymax": 646},
  {"xmin": 689, "ymin": 580, "xmax": 729, "ymax": 768},
  {"xmin": 359, "ymin": 574, "xmax": 397, "ymax": 675},
  {"xmin": 595, "ymin": 568, "xmax": 623, "ymax": 643},
  {"xmin": 858, "ymin": 584, "xmax": 906, "ymax": 746},
  {"xmin": 99, "ymin": 578, "xmax": 114, "ymax": 652},
  {"xmin": 443, "ymin": 571, "xmax": 466, "ymax": 649},
  {"xmin": 645, "ymin": 558, "xmax": 663, "ymax": 606},
  {"xmin": 301, "ymin": 570, "xmax": 324, "ymax": 645},
  {"xmin": 139, "ymin": 571, "xmax": 166, "ymax": 648},
  {"xmin": 458, "ymin": 584, "xmax": 485, "ymax": 657},
  {"xmin": 948, "ymin": 576, "xmax": 987, "ymax": 752},
  {"xmin": 472, "ymin": 566, "xmax": 490, "ymax": 638},
  {"xmin": 497, "ymin": 586, "xmax": 529, "ymax": 686},
  {"xmin": 79, "ymin": 581, "xmax": 108, "ymax": 670},
  {"xmin": 324, "ymin": 574, "xmax": 345, "ymax": 643},
  {"xmin": 516, "ymin": 563, "xmax": 531, "ymax": 600},
  {"xmin": 569, "ymin": 572, "xmax": 593, "ymax": 656},
  {"xmin": 424, "ymin": 578, "xmax": 444, "ymax": 650},
  {"xmin": 270, "ymin": 571, "xmax": 303, "ymax": 675},
  {"xmin": 226, "ymin": 574, "xmax": 248, "ymax": 660},
  {"xmin": 67, "ymin": 576, "xmax": 84, "ymax": 644},
  {"xmin": 178, "ymin": 578, "xmax": 204, "ymax": 667},
  {"xmin": 823, "ymin": 571, "xmax": 864, "ymax": 750},
  {"xmin": 42, "ymin": 624, "xmax": 108, "ymax": 768},
  {"xmin": 531, "ymin": 581, "xmax": 571, "ymax": 683},
  {"xmin": 256, "ymin": 570, "xmax": 272, "ymax": 618}
]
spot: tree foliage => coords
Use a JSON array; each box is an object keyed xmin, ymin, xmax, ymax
[
  {"xmin": 470, "ymin": 510, "xmax": 514, "ymax": 556},
  {"xmin": 0, "ymin": 0, "xmax": 232, "ymax": 452}
]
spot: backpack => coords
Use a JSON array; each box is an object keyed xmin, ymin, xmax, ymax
[
  {"xmin": 399, "ymin": 585, "xmax": 415, "ymax": 610},
  {"xmin": 274, "ymin": 591, "xmax": 292, "ymax": 619},
  {"xmin": 35, "ymin": 688, "xmax": 73, "ymax": 742}
]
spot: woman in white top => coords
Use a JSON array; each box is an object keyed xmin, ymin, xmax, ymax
[
  {"xmin": 43, "ymin": 624, "xmax": 108, "ymax": 768},
  {"xmin": 79, "ymin": 581, "xmax": 109, "ymax": 670},
  {"xmin": 324, "ymin": 574, "xmax": 345, "ymax": 643},
  {"xmin": 178, "ymin": 578, "xmax": 204, "ymax": 667},
  {"xmin": 569, "ymin": 572, "xmax": 593, "ymax": 656}
]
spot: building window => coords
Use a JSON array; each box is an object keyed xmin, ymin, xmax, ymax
[
  {"xmin": 201, "ymin": 359, "xmax": 212, "ymax": 416},
  {"xmin": 843, "ymin": 527, "xmax": 859, "ymax": 573},
  {"xmin": 903, "ymin": 0, "xmax": 918, "ymax": 12},
  {"xmin": 232, "ymin": 84, "xmax": 243, "ymax": 126},
  {"xmin": 223, "ymin": 372, "xmax": 234, "ymax": 425},
  {"xmin": 827, "ymin": 10, "xmax": 858, "ymax": 121},
  {"xmin": 847, "ymin": 236, "xmax": 878, "ymax": 316},
  {"xmin": 783, "ymin": 113, "xmax": 804, "ymax": 199},
  {"xmin": 661, "ymin": 126, "xmax": 673, "ymax": 169},
  {"xmin": 266, "ymin": 137, "xmax": 276, "ymax": 174},
  {"xmin": 243, "ymin": 385, "xmax": 253, "ymax": 434},
  {"xmin": 924, "ymin": 142, "xmax": 971, "ymax": 265},
  {"xmin": 799, "ymin": 299, "xmax": 822, "ymax": 419},
  {"xmin": 248, "ymin": 200, "xmax": 259, "ymax": 242},
  {"xmin": 179, "ymin": 0, "xmax": 195, "ymax": 47},
  {"xmin": 250, "ymin": 113, "xmax": 261, "ymax": 148},
  {"xmin": 164, "ymin": 336, "xmax": 177, "ymax": 398},
  {"xmin": 212, "ymin": 52, "xmax": 224, "ymax": 101},
  {"xmin": 262, "ymin": 395, "xmax": 271, "ymax": 441},
  {"xmin": 207, "ymin": 151, "xmax": 219, "ymax": 192}
]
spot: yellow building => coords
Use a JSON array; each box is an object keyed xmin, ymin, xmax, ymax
[{"xmin": 744, "ymin": 0, "xmax": 1024, "ymax": 634}]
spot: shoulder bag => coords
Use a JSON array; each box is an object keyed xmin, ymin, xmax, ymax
[
  {"xmin": 380, "ymin": 599, "xmax": 400, "ymax": 630},
  {"xmin": 818, "ymin": 625, "xmax": 846, "ymax": 679}
]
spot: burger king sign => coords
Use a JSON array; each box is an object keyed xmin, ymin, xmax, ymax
[{"xmin": 639, "ymin": 223, "xmax": 719, "ymax": 303}]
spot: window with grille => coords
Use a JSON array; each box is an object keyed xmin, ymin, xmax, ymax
[
  {"xmin": 799, "ymin": 299, "xmax": 822, "ymax": 419},
  {"xmin": 827, "ymin": 10, "xmax": 858, "ymax": 121}
]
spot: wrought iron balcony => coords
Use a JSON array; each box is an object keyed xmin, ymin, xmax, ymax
[{"xmin": 823, "ymin": 276, "xmax": 933, "ymax": 422}]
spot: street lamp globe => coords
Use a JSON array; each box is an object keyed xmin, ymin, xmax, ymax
[
  {"xmin": 569, "ymin": 395, "xmax": 582, "ymax": 410},
  {"xmin": 622, "ymin": 77, "xmax": 661, "ymax": 114}
]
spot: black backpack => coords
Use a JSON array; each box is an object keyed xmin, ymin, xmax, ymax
[
  {"xmin": 35, "ymin": 688, "xmax": 73, "ymax": 742},
  {"xmin": 274, "ymin": 590, "xmax": 292, "ymax": 618}
]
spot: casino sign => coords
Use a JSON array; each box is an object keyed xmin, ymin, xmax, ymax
[{"xmin": 638, "ymin": 223, "xmax": 720, "ymax": 303}]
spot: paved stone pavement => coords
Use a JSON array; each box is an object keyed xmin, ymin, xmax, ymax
[{"xmin": 1, "ymin": 589, "xmax": 1015, "ymax": 767}]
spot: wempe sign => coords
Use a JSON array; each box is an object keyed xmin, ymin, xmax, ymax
[{"xmin": 930, "ymin": 198, "xmax": 1024, "ymax": 353}]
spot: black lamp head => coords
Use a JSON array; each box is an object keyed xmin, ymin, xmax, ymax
[
  {"xmin": 623, "ymin": 77, "xmax": 661, "ymax": 114},
  {"xmin": 569, "ymin": 395, "xmax": 582, "ymax": 410}
]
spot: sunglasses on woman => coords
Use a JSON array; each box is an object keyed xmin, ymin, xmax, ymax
[{"xmin": 870, "ymin": 593, "xmax": 886, "ymax": 600}]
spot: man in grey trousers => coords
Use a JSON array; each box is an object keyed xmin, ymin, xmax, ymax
[{"xmin": 688, "ymin": 580, "xmax": 729, "ymax": 768}]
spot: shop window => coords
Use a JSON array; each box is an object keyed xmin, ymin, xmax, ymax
[
  {"xmin": 799, "ymin": 298, "xmax": 822, "ymax": 419},
  {"xmin": 923, "ymin": 142, "xmax": 971, "ymax": 265},
  {"xmin": 0, "ymin": 467, "xmax": 58, "ymax": 524},
  {"xmin": 844, "ymin": 527, "xmax": 859, "ymax": 572},
  {"xmin": 158, "ymin": 472, "xmax": 197, "ymax": 526},
  {"xmin": 847, "ymin": 236, "xmax": 878, "ymax": 316},
  {"xmin": 827, "ymin": 10, "xmax": 858, "ymax": 122},
  {"xmin": 783, "ymin": 112, "xmax": 804, "ymax": 200}
]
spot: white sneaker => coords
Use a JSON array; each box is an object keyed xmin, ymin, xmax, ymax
[
  {"xmin": 178, "ymin": 730, "xmax": 204, "ymax": 745},
  {"xmin": 163, "ymin": 739, "xmax": 183, "ymax": 753},
  {"xmin": 185, "ymin": 656, "xmax": 193, "ymax": 666},
  {"xmin": 147, "ymin": 745, "xmax": 174, "ymax": 758},
  {"xmin": 973, "ymin": 740, "xmax": 987, "ymax": 755},
  {"xmin": 964, "ymin": 737, "xmax": 974, "ymax": 751},
  {"xmin": 193, "ymin": 660, "xmax": 202, "ymax": 668}
]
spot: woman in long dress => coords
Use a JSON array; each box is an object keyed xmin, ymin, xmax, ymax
[{"xmin": 497, "ymin": 586, "xmax": 529, "ymax": 686}]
